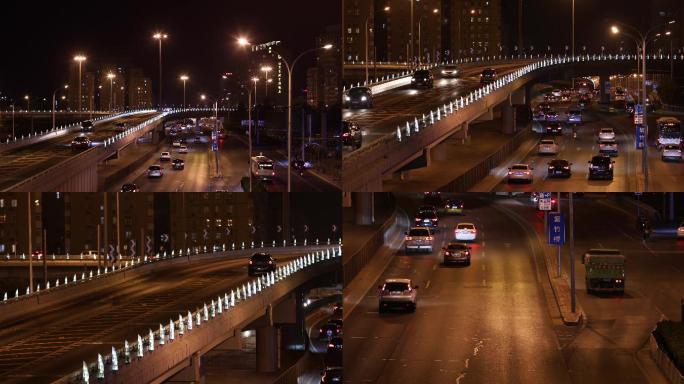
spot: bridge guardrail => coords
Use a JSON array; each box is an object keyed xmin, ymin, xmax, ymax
[{"xmin": 57, "ymin": 245, "xmax": 342, "ymax": 384}]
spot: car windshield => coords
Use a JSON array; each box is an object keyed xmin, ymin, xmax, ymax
[
  {"xmin": 569, "ymin": 110, "xmax": 580, "ymax": 115},
  {"xmin": 540, "ymin": 140, "xmax": 554, "ymax": 144},
  {"xmin": 665, "ymin": 145, "xmax": 679, "ymax": 150},
  {"xmin": 251, "ymin": 254, "xmax": 272, "ymax": 262},
  {"xmin": 349, "ymin": 88, "xmax": 369, "ymax": 97},
  {"xmin": 512, "ymin": 165, "xmax": 528, "ymax": 170},
  {"xmin": 414, "ymin": 70, "xmax": 430, "ymax": 77},
  {"xmin": 409, "ymin": 228, "xmax": 430, "ymax": 236},
  {"xmin": 447, "ymin": 243, "xmax": 468, "ymax": 250},
  {"xmin": 149, "ymin": 166, "xmax": 161, "ymax": 171},
  {"xmin": 482, "ymin": 69, "xmax": 495, "ymax": 75},
  {"xmin": 444, "ymin": 65, "xmax": 457, "ymax": 70},
  {"xmin": 384, "ymin": 282, "xmax": 409, "ymax": 291}
]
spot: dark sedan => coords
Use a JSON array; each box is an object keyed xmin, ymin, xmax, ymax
[
  {"xmin": 344, "ymin": 87, "xmax": 373, "ymax": 108},
  {"xmin": 411, "ymin": 70, "xmax": 434, "ymax": 88},
  {"xmin": 547, "ymin": 159, "xmax": 572, "ymax": 178},
  {"xmin": 248, "ymin": 252, "xmax": 276, "ymax": 276}
]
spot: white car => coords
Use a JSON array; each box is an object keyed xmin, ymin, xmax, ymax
[
  {"xmin": 178, "ymin": 145, "xmax": 189, "ymax": 154},
  {"xmin": 598, "ymin": 139, "xmax": 619, "ymax": 156},
  {"xmin": 598, "ymin": 128, "xmax": 616, "ymax": 141},
  {"xmin": 507, "ymin": 164, "xmax": 534, "ymax": 183},
  {"xmin": 172, "ymin": 140, "xmax": 181, "ymax": 147},
  {"xmin": 538, "ymin": 139, "xmax": 559, "ymax": 155},
  {"xmin": 552, "ymin": 89, "xmax": 562, "ymax": 98},
  {"xmin": 441, "ymin": 65, "xmax": 459, "ymax": 78},
  {"xmin": 454, "ymin": 223, "xmax": 477, "ymax": 241},
  {"xmin": 378, "ymin": 278, "xmax": 418, "ymax": 313},
  {"xmin": 404, "ymin": 227, "xmax": 434, "ymax": 253},
  {"xmin": 147, "ymin": 165, "xmax": 163, "ymax": 178},
  {"xmin": 160, "ymin": 152, "xmax": 172, "ymax": 161},
  {"xmin": 662, "ymin": 145, "xmax": 682, "ymax": 161}
]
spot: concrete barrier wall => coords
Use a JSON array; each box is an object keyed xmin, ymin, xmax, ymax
[
  {"xmin": 650, "ymin": 333, "xmax": 684, "ymax": 384},
  {"xmin": 0, "ymin": 246, "xmax": 329, "ymax": 326},
  {"xmin": 343, "ymin": 208, "xmax": 398, "ymax": 284}
]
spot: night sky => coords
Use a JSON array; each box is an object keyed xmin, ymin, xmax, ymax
[{"xmin": 0, "ymin": 1, "xmax": 340, "ymax": 104}]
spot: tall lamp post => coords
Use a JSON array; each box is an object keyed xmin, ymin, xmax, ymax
[
  {"xmin": 611, "ymin": 19, "xmax": 676, "ymax": 192},
  {"xmin": 180, "ymin": 75, "xmax": 189, "ymax": 108},
  {"xmin": 153, "ymin": 32, "xmax": 168, "ymax": 109},
  {"xmin": 418, "ymin": 8, "xmax": 439, "ymax": 64},
  {"xmin": 261, "ymin": 66, "xmax": 272, "ymax": 98},
  {"xmin": 248, "ymin": 77, "xmax": 260, "ymax": 193},
  {"xmin": 52, "ymin": 84, "xmax": 68, "ymax": 131},
  {"xmin": 106, "ymin": 73, "xmax": 116, "ymax": 112},
  {"xmin": 73, "ymin": 55, "xmax": 86, "ymax": 114}
]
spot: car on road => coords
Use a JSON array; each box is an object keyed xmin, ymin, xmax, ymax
[
  {"xmin": 537, "ymin": 102, "xmax": 551, "ymax": 113},
  {"xmin": 480, "ymin": 68, "xmax": 497, "ymax": 84},
  {"xmin": 545, "ymin": 110, "xmax": 559, "ymax": 122},
  {"xmin": 567, "ymin": 108, "xmax": 582, "ymax": 125},
  {"xmin": 552, "ymin": 89, "xmax": 562, "ymax": 98},
  {"xmin": 341, "ymin": 120, "xmax": 362, "ymax": 149},
  {"xmin": 71, "ymin": 136, "xmax": 91, "ymax": 150},
  {"xmin": 404, "ymin": 227, "xmax": 434, "ymax": 253},
  {"xmin": 120, "ymin": 183, "xmax": 140, "ymax": 192},
  {"xmin": 172, "ymin": 140, "xmax": 181, "ymax": 147},
  {"xmin": 178, "ymin": 145, "xmax": 188, "ymax": 154},
  {"xmin": 442, "ymin": 242, "xmax": 471, "ymax": 265},
  {"xmin": 418, "ymin": 205, "xmax": 438, "ymax": 216},
  {"xmin": 378, "ymin": 278, "xmax": 418, "ymax": 313},
  {"xmin": 588, "ymin": 155, "xmax": 614, "ymax": 180},
  {"xmin": 454, "ymin": 223, "xmax": 477, "ymax": 242},
  {"xmin": 160, "ymin": 152, "xmax": 171, "ymax": 161},
  {"xmin": 538, "ymin": 139, "xmax": 559, "ymax": 155},
  {"xmin": 194, "ymin": 136, "xmax": 202, "ymax": 144},
  {"xmin": 320, "ymin": 366, "xmax": 342, "ymax": 384},
  {"xmin": 578, "ymin": 96, "xmax": 591, "ymax": 109},
  {"xmin": 441, "ymin": 65, "xmax": 459, "ymax": 78},
  {"xmin": 172, "ymin": 158, "xmax": 185, "ymax": 170},
  {"xmin": 544, "ymin": 92, "xmax": 557, "ymax": 102},
  {"xmin": 677, "ymin": 222, "xmax": 684, "ymax": 239},
  {"xmin": 31, "ymin": 250, "xmax": 43, "ymax": 259},
  {"xmin": 248, "ymin": 252, "xmax": 276, "ymax": 276},
  {"xmin": 147, "ymin": 165, "xmax": 163, "ymax": 178},
  {"xmin": 81, "ymin": 120, "xmax": 94, "ymax": 132},
  {"xmin": 533, "ymin": 110, "xmax": 546, "ymax": 122},
  {"xmin": 598, "ymin": 139, "xmax": 619, "ymax": 156},
  {"xmin": 327, "ymin": 336, "xmax": 343, "ymax": 354},
  {"xmin": 662, "ymin": 145, "xmax": 682, "ymax": 161},
  {"xmin": 545, "ymin": 121, "xmax": 563, "ymax": 135},
  {"xmin": 411, "ymin": 69, "xmax": 434, "ymax": 88},
  {"xmin": 414, "ymin": 210, "xmax": 438, "ymax": 228},
  {"xmin": 319, "ymin": 319, "xmax": 343, "ymax": 339},
  {"xmin": 598, "ymin": 127, "xmax": 616, "ymax": 140},
  {"xmin": 507, "ymin": 164, "xmax": 534, "ymax": 183},
  {"xmin": 443, "ymin": 199, "xmax": 464, "ymax": 215},
  {"xmin": 115, "ymin": 122, "xmax": 127, "ymax": 132},
  {"xmin": 547, "ymin": 159, "xmax": 572, "ymax": 178},
  {"xmin": 343, "ymin": 86, "xmax": 373, "ymax": 108}
]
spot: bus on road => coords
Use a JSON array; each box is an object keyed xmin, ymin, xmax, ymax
[
  {"xmin": 656, "ymin": 117, "xmax": 682, "ymax": 148},
  {"xmin": 583, "ymin": 249, "xmax": 625, "ymax": 295},
  {"xmin": 251, "ymin": 154, "xmax": 276, "ymax": 180}
]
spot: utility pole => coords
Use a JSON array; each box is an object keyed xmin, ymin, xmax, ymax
[
  {"xmin": 43, "ymin": 229, "xmax": 47, "ymax": 288},
  {"xmin": 557, "ymin": 192, "xmax": 562, "ymax": 278},
  {"xmin": 569, "ymin": 193, "xmax": 576, "ymax": 313},
  {"xmin": 27, "ymin": 193, "xmax": 33, "ymax": 294},
  {"xmin": 97, "ymin": 224, "xmax": 101, "ymax": 268}
]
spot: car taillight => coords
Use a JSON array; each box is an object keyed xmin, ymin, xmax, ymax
[
  {"xmin": 445, "ymin": 251, "xmax": 450, "ymax": 256},
  {"xmin": 432, "ymin": 218, "xmax": 438, "ymax": 221},
  {"xmin": 342, "ymin": 132, "xmax": 350, "ymax": 137},
  {"xmin": 405, "ymin": 236, "xmax": 412, "ymax": 241},
  {"xmin": 427, "ymin": 236, "xmax": 433, "ymax": 240},
  {"xmin": 563, "ymin": 166, "xmax": 570, "ymax": 169},
  {"xmin": 508, "ymin": 171, "xmax": 513, "ymax": 175},
  {"xmin": 268, "ymin": 260, "xmax": 273, "ymax": 264},
  {"xmin": 465, "ymin": 251, "xmax": 470, "ymax": 256},
  {"xmin": 249, "ymin": 260, "xmax": 253, "ymax": 264}
]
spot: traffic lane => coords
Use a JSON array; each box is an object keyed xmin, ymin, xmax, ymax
[
  {"xmin": 502, "ymin": 195, "xmax": 684, "ymax": 383},
  {"xmin": 344, "ymin": 194, "xmax": 570, "ymax": 384},
  {"xmin": 0, "ymin": 251, "xmax": 307, "ymax": 383},
  {"xmin": 114, "ymin": 135, "xmax": 248, "ymax": 192},
  {"xmin": 344, "ymin": 65, "xmax": 527, "ymax": 150},
  {"xmin": 492, "ymin": 111, "xmax": 634, "ymax": 192},
  {"xmin": 599, "ymin": 110, "xmax": 684, "ymax": 192},
  {"xmin": 0, "ymin": 114, "xmax": 158, "ymax": 190},
  {"xmin": 255, "ymin": 147, "xmax": 340, "ymax": 192}
]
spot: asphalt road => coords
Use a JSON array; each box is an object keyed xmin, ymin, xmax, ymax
[
  {"xmin": 343, "ymin": 194, "xmax": 570, "ymax": 384},
  {"xmin": 500, "ymin": 193, "xmax": 684, "ymax": 383},
  {"xmin": 0, "ymin": 113, "xmax": 158, "ymax": 190},
  {"xmin": 342, "ymin": 63, "xmax": 528, "ymax": 152},
  {"xmin": 0, "ymin": 250, "xmax": 311, "ymax": 384}
]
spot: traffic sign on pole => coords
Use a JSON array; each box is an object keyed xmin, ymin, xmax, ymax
[
  {"xmin": 548, "ymin": 212, "xmax": 566, "ymax": 245},
  {"xmin": 539, "ymin": 192, "xmax": 553, "ymax": 211}
]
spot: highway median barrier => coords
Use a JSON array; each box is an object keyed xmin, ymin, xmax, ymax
[{"xmin": 651, "ymin": 320, "xmax": 684, "ymax": 384}]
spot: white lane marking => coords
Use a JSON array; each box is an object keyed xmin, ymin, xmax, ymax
[
  {"xmin": 482, "ymin": 241, "xmax": 486, "ymax": 247},
  {"xmin": 482, "ymin": 251, "xmax": 485, "ymax": 258},
  {"xmin": 465, "ymin": 358, "xmax": 469, "ymax": 368},
  {"xmin": 456, "ymin": 373, "xmax": 466, "ymax": 384},
  {"xmin": 433, "ymin": 264, "xmax": 438, "ymax": 270},
  {"xmin": 482, "ymin": 265, "xmax": 486, "ymax": 271},
  {"xmin": 426, "ymin": 280, "xmax": 431, "ymax": 289},
  {"xmin": 482, "ymin": 279, "xmax": 486, "ymax": 286}
]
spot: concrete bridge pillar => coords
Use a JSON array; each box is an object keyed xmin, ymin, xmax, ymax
[
  {"xmin": 599, "ymin": 75, "xmax": 611, "ymax": 104},
  {"xmin": 502, "ymin": 102, "xmax": 515, "ymax": 134},
  {"xmin": 256, "ymin": 325, "xmax": 280, "ymax": 372},
  {"xmin": 353, "ymin": 193, "xmax": 375, "ymax": 225},
  {"xmin": 511, "ymin": 87, "xmax": 527, "ymax": 105},
  {"xmin": 452, "ymin": 122, "xmax": 470, "ymax": 143},
  {"xmin": 167, "ymin": 352, "xmax": 204, "ymax": 384}
]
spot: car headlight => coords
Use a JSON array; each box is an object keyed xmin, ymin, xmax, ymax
[
  {"xmin": 344, "ymin": 96, "xmax": 350, "ymax": 101},
  {"xmin": 361, "ymin": 96, "xmax": 367, "ymax": 101},
  {"xmin": 441, "ymin": 70, "xmax": 446, "ymax": 74}
]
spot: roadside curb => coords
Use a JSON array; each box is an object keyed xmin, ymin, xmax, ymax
[{"xmin": 492, "ymin": 199, "xmax": 584, "ymax": 326}]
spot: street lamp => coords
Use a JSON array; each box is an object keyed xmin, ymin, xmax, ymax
[
  {"xmin": 180, "ymin": 75, "xmax": 189, "ymax": 108},
  {"xmin": 24, "ymin": 95, "xmax": 30, "ymax": 111},
  {"xmin": 418, "ymin": 8, "xmax": 440, "ymax": 64},
  {"xmin": 52, "ymin": 84, "xmax": 68, "ymax": 131},
  {"xmin": 610, "ymin": 19, "xmax": 677, "ymax": 192},
  {"xmin": 153, "ymin": 32, "xmax": 168, "ymax": 108},
  {"xmin": 107, "ymin": 73, "xmax": 116, "ymax": 112},
  {"xmin": 261, "ymin": 66, "xmax": 272, "ymax": 97},
  {"xmin": 73, "ymin": 55, "xmax": 86, "ymax": 113}
]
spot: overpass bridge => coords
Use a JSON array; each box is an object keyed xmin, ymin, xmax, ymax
[
  {"xmin": 0, "ymin": 108, "xmax": 232, "ymax": 192},
  {"xmin": 0, "ymin": 243, "xmax": 341, "ymax": 384},
  {"xmin": 342, "ymin": 53, "xmax": 684, "ymax": 191}
]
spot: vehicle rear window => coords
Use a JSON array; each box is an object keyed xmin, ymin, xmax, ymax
[
  {"xmin": 540, "ymin": 140, "xmax": 554, "ymax": 144},
  {"xmin": 349, "ymin": 88, "xmax": 370, "ymax": 96},
  {"xmin": 251, "ymin": 254, "xmax": 272, "ymax": 261},
  {"xmin": 384, "ymin": 282, "xmax": 409, "ymax": 291},
  {"xmin": 592, "ymin": 157, "xmax": 610, "ymax": 164},
  {"xmin": 409, "ymin": 228, "xmax": 430, "ymax": 236},
  {"xmin": 512, "ymin": 165, "xmax": 528, "ymax": 170},
  {"xmin": 149, "ymin": 166, "xmax": 161, "ymax": 170},
  {"xmin": 447, "ymin": 244, "xmax": 467, "ymax": 250},
  {"xmin": 601, "ymin": 129, "xmax": 613, "ymax": 133},
  {"xmin": 458, "ymin": 224, "xmax": 474, "ymax": 230}
]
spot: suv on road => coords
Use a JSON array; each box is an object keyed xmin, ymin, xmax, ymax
[
  {"xmin": 344, "ymin": 86, "xmax": 373, "ymax": 108},
  {"xmin": 378, "ymin": 278, "xmax": 418, "ymax": 313},
  {"xmin": 248, "ymin": 252, "xmax": 276, "ymax": 276},
  {"xmin": 411, "ymin": 70, "xmax": 434, "ymax": 88},
  {"xmin": 341, "ymin": 120, "xmax": 362, "ymax": 149},
  {"xmin": 442, "ymin": 242, "xmax": 471, "ymax": 265},
  {"xmin": 588, "ymin": 155, "xmax": 614, "ymax": 180},
  {"xmin": 404, "ymin": 227, "xmax": 434, "ymax": 253}
]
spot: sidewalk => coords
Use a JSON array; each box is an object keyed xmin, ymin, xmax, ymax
[{"xmin": 383, "ymin": 119, "xmax": 532, "ymax": 191}]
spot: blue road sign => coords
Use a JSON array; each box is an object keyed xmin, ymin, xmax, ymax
[
  {"xmin": 540, "ymin": 192, "xmax": 552, "ymax": 199},
  {"xmin": 548, "ymin": 212, "xmax": 565, "ymax": 246},
  {"xmin": 635, "ymin": 124, "xmax": 645, "ymax": 149},
  {"xmin": 635, "ymin": 104, "xmax": 644, "ymax": 114}
]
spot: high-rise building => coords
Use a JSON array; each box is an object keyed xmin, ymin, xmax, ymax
[
  {"xmin": 67, "ymin": 67, "xmax": 96, "ymax": 112},
  {"xmin": 99, "ymin": 66, "xmax": 127, "ymax": 111},
  {"xmin": 343, "ymin": 0, "xmax": 374, "ymax": 62},
  {"xmin": 448, "ymin": 0, "xmax": 502, "ymax": 58},
  {"xmin": 128, "ymin": 68, "xmax": 152, "ymax": 109},
  {"xmin": 307, "ymin": 26, "xmax": 341, "ymax": 109}
]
